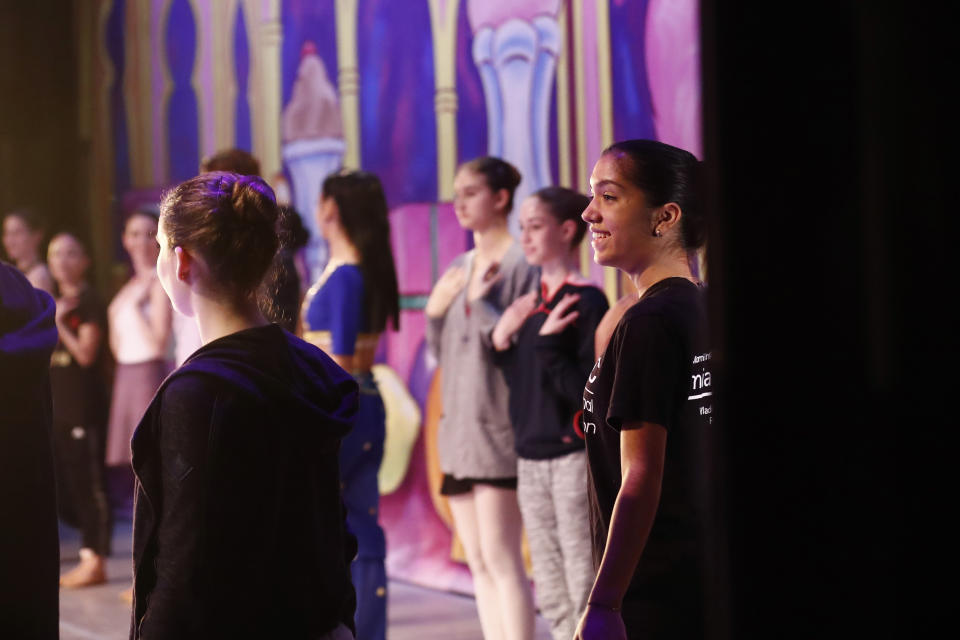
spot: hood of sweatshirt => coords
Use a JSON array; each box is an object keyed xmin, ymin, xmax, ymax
[
  {"xmin": 175, "ymin": 323, "xmax": 357, "ymax": 440},
  {"xmin": 0, "ymin": 262, "xmax": 57, "ymax": 373}
]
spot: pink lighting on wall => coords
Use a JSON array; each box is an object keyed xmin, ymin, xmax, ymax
[{"xmin": 645, "ymin": 0, "xmax": 702, "ymax": 158}]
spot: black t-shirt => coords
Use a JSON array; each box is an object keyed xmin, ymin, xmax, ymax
[
  {"xmin": 497, "ymin": 282, "xmax": 609, "ymax": 459},
  {"xmin": 582, "ymin": 277, "xmax": 712, "ymax": 606},
  {"xmin": 49, "ymin": 286, "xmax": 109, "ymax": 426}
]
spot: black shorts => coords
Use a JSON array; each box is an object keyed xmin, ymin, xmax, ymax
[{"xmin": 439, "ymin": 474, "xmax": 518, "ymax": 496}]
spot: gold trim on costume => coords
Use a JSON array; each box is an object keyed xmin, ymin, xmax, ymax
[
  {"xmin": 51, "ymin": 350, "xmax": 73, "ymax": 368},
  {"xmin": 300, "ymin": 260, "xmax": 381, "ymax": 370},
  {"xmin": 302, "ymin": 330, "xmax": 380, "ymax": 352}
]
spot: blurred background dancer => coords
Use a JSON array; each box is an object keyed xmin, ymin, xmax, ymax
[
  {"xmin": 47, "ymin": 231, "xmax": 112, "ymax": 588},
  {"xmin": 425, "ymin": 157, "xmax": 539, "ymax": 640},
  {"xmin": 301, "ymin": 169, "xmax": 399, "ymax": 640}
]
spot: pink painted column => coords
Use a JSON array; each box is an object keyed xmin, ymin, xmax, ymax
[{"xmin": 645, "ymin": 0, "xmax": 703, "ymax": 158}]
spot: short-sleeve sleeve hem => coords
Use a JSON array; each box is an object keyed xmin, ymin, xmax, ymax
[{"xmin": 606, "ymin": 311, "xmax": 684, "ymax": 432}]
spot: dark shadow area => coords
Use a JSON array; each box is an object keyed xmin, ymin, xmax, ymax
[
  {"xmin": 701, "ymin": 1, "xmax": 949, "ymax": 637},
  {"xmin": 0, "ymin": 1, "xmax": 83, "ymax": 241}
]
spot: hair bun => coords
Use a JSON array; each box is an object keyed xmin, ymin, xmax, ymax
[
  {"xmin": 231, "ymin": 174, "xmax": 279, "ymax": 231},
  {"xmin": 160, "ymin": 171, "xmax": 282, "ymax": 302}
]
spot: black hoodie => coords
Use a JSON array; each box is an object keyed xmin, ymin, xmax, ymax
[
  {"xmin": 130, "ymin": 323, "xmax": 359, "ymax": 639},
  {"xmin": 0, "ymin": 262, "xmax": 59, "ymax": 639}
]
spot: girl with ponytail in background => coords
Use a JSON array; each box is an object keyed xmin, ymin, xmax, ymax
[
  {"xmin": 48, "ymin": 231, "xmax": 112, "ymax": 588},
  {"xmin": 301, "ymin": 170, "xmax": 400, "ymax": 640},
  {"xmin": 425, "ymin": 157, "xmax": 539, "ymax": 640},
  {"xmin": 105, "ymin": 209, "xmax": 171, "ymax": 472}
]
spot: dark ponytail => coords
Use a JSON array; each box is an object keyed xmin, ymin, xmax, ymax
[
  {"xmin": 321, "ymin": 170, "xmax": 400, "ymax": 332},
  {"xmin": 604, "ymin": 140, "xmax": 705, "ymax": 250}
]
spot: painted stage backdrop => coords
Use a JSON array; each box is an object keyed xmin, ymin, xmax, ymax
[{"xmin": 76, "ymin": 0, "xmax": 701, "ymax": 594}]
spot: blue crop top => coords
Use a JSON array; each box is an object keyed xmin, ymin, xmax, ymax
[{"xmin": 302, "ymin": 263, "xmax": 374, "ymax": 357}]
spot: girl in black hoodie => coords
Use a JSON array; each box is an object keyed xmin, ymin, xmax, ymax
[{"xmin": 130, "ymin": 172, "xmax": 358, "ymax": 639}]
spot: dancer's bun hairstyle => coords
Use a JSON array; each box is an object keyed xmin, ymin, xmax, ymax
[{"xmin": 160, "ymin": 172, "xmax": 281, "ymax": 301}]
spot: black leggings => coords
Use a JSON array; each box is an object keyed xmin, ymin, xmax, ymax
[{"xmin": 53, "ymin": 419, "xmax": 112, "ymax": 556}]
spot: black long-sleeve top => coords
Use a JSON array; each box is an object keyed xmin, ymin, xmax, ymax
[
  {"xmin": 496, "ymin": 282, "xmax": 609, "ymax": 460},
  {"xmin": 1, "ymin": 263, "xmax": 60, "ymax": 639},
  {"xmin": 130, "ymin": 324, "xmax": 359, "ymax": 639}
]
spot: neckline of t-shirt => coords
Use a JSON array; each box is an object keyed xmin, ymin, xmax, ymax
[
  {"xmin": 638, "ymin": 276, "xmax": 701, "ymax": 302},
  {"xmin": 540, "ymin": 279, "xmax": 603, "ymax": 305}
]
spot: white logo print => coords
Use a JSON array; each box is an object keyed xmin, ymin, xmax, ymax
[
  {"xmin": 688, "ymin": 352, "xmax": 713, "ymax": 400},
  {"xmin": 689, "ymin": 351, "xmax": 714, "ymax": 424},
  {"xmin": 588, "ymin": 357, "xmax": 601, "ymax": 383}
]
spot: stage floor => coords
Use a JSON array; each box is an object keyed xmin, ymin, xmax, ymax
[{"xmin": 59, "ymin": 522, "xmax": 553, "ymax": 639}]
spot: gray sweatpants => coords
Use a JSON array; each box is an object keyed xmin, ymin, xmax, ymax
[{"xmin": 517, "ymin": 450, "xmax": 595, "ymax": 640}]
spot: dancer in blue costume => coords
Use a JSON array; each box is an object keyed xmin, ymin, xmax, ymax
[{"xmin": 302, "ymin": 170, "xmax": 399, "ymax": 640}]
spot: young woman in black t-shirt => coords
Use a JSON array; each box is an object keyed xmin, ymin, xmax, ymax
[
  {"xmin": 574, "ymin": 140, "xmax": 711, "ymax": 640},
  {"xmin": 47, "ymin": 232, "xmax": 112, "ymax": 588},
  {"xmin": 491, "ymin": 187, "xmax": 608, "ymax": 640}
]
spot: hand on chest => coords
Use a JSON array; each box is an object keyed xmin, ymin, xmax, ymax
[{"xmin": 466, "ymin": 257, "xmax": 502, "ymax": 302}]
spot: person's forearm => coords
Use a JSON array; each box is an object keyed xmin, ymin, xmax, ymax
[
  {"xmin": 474, "ymin": 299, "xmax": 504, "ymax": 351},
  {"xmin": 491, "ymin": 319, "xmax": 516, "ymax": 351},
  {"xmin": 588, "ymin": 465, "xmax": 662, "ymax": 607},
  {"xmin": 424, "ymin": 291, "xmax": 452, "ymax": 319}
]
